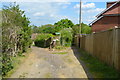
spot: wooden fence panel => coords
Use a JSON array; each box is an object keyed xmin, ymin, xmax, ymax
[
  {"xmin": 79, "ymin": 28, "xmax": 120, "ymax": 71},
  {"xmin": 85, "ymin": 34, "xmax": 93, "ymax": 55},
  {"xmin": 93, "ymin": 30, "xmax": 113, "ymax": 65}
]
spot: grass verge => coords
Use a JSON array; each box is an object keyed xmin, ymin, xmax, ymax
[
  {"xmin": 4, "ymin": 48, "xmax": 31, "ymax": 78},
  {"xmin": 51, "ymin": 52, "xmax": 68, "ymax": 54},
  {"xmin": 79, "ymin": 49, "xmax": 120, "ymax": 78}
]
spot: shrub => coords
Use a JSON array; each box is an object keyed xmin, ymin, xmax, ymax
[
  {"xmin": 60, "ymin": 28, "xmax": 73, "ymax": 47},
  {"xmin": 34, "ymin": 34, "xmax": 54, "ymax": 47}
]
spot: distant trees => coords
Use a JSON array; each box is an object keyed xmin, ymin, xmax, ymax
[
  {"xmin": 32, "ymin": 24, "xmax": 56, "ymax": 34},
  {"xmin": 32, "ymin": 19, "xmax": 91, "ymax": 35},
  {"xmin": 72, "ymin": 23, "xmax": 91, "ymax": 35},
  {"xmin": 2, "ymin": 3, "xmax": 32, "ymax": 76},
  {"xmin": 81, "ymin": 23, "xmax": 91, "ymax": 34},
  {"xmin": 32, "ymin": 19, "xmax": 91, "ymax": 47}
]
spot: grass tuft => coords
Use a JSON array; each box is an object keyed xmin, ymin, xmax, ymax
[{"xmin": 51, "ymin": 52, "xmax": 68, "ymax": 54}]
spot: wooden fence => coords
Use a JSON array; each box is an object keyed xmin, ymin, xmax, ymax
[{"xmin": 74, "ymin": 28, "xmax": 120, "ymax": 71}]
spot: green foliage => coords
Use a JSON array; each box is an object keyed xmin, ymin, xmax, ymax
[
  {"xmin": 32, "ymin": 19, "xmax": 74, "ymax": 34},
  {"xmin": 72, "ymin": 23, "xmax": 91, "ymax": 35},
  {"xmin": 2, "ymin": 54, "xmax": 13, "ymax": 76},
  {"xmin": 2, "ymin": 3, "xmax": 32, "ymax": 76},
  {"xmin": 32, "ymin": 24, "xmax": 56, "ymax": 34},
  {"xmin": 34, "ymin": 34, "xmax": 54, "ymax": 47},
  {"xmin": 54, "ymin": 19, "xmax": 74, "ymax": 31},
  {"xmin": 81, "ymin": 23, "xmax": 92, "ymax": 34},
  {"xmin": 32, "ymin": 25, "xmax": 40, "ymax": 33},
  {"xmin": 72, "ymin": 24, "xmax": 80, "ymax": 35},
  {"xmin": 51, "ymin": 52, "xmax": 68, "ymax": 54},
  {"xmin": 54, "ymin": 46, "xmax": 64, "ymax": 50},
  {"xmin": 60, "ymin": 28, "xmax": 73, "ymax": 46}
]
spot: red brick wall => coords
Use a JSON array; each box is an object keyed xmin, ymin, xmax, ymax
[{"xmin": 92, "ymin": 16, "xmax": 119, "ymax": 32}]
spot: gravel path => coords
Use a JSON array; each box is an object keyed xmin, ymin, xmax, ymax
[{"xmin": 10, "ymin": 46, "xmax": 88, "ymax": 78}]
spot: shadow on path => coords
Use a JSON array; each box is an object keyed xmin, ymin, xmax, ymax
[{"xmin": 71, "ymin": 46, "xmax": 93, "ymax": 78}]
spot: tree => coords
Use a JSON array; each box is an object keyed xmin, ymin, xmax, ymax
[
  {"xmin": 32, "ymin": 24, "xmax": 56, "ymax": 34},
  {"xmin": 72, "ymin": 23, "xmax": 91, "ymax": 35},
  {"xmin": 32, "ymin": 25, "xmax": 40, "ymax": 33},
  {"xmin": 81, "ymin": 23, "xmax": 91, "ymax": 34},
  {"xmin": 40, "ymin": 24, "xmax": 56, "ymax": 34},
  {"xmin": 2, "ymin": 3, "xmax": 32, "ymax": 76},
  {"xmin": 54, "ymin": 19, "xmax": 74, "ymax": 31}
]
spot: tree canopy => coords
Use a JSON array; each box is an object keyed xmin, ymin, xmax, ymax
[
  {"xmin": 54, "ymin": 19, "xmax": 74, "ymax": 31},
  {"xmin": 72, "ymin": 23, "xmax": 91, "ymax": 35}
]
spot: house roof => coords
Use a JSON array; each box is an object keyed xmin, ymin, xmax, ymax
[
  {"xmin": 89, "ymin": 0, "xmax": 120, "ymax": 26},
  {"xmin": 96, "ymin": 1, "xmax": 120, "ymax": 17},
  {"xmin": 89, "ymin": 16, "xmax": 103, "ymax": 26}
]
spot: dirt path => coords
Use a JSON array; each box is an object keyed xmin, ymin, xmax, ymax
[{"xmin": 10, "ymin": 46, "xmax": 88, "ymax": 78}]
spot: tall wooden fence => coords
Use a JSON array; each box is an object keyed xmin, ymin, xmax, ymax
[{"xmin": 74, "ymin": 28, "xmax": 120, "ymax": 71}]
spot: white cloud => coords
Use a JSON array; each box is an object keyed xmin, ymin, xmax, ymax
[
  {"xmin": 74, "ymin": 4, "xmax": 79, "ymax": 9},
  {"xmin": 82, "ymin": 3, "xmax": 95, "ymax": 9},
  {"xmin": 74, "ymin": 3, "xmax": 95, "ymax": 9},
  {"xmin": 33, "ymin": 12, "xmax": 45, "ymax": 16},
  {"xmin": 74, "ymin": 2, "xmax": 104, "ymax": 14},
  {"xmin": 73, "ymin": 2, "xmax": 105, "ymax": 24},
  {"xmin": 16, "ymin": 2, "xmax": 73, "ymax": 26},
  {"xmin": 86, "ymin": 8, "xmax": 104, "ymax": 13}
]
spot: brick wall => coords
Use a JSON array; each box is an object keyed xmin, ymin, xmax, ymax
[{"xmin": 92, "ymin": 16, "xmax": 119, "ymax": 32}]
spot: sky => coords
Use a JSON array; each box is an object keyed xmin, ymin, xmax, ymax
[{"xmin": 0, "ymin": 0, "xmax": 116, "ymax": 26}]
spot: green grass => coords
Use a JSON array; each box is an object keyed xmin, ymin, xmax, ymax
[
  {"xmin": 44, "ymin": 73, "xmax": 51, "ymax": 78},
  {"xmin": 54, "ymin": 46, "xmax": 65, "ymax": 50},
  {"xmin": 51, "ymin": 52, "xmax": 68, "ymax": 54},
  {"xmin": 79, "ymin": 49, "xmax": 120, "ymax": 78}
]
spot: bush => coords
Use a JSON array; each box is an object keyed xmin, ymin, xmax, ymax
[
  {"xmin": 60, "ymin": 28, "xmax": 73, "ymax": 47},
  {"xmin": 34, "ymin": 34, "xmax": 54, "ymax": 47}
]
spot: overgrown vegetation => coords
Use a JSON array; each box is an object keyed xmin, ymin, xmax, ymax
[
  {"xmin": 60, "ymin": 28, "xmax": 73, "ymax": 47},
  {"xmin": 2, "ymin": 3, "xmax": 32, "ymax": 76},
  {"xmin": 72, "ymin": 23, "xmax": 92, "ymax": 35},
  {"xmin": 79, "ymin": 49, "xmax": 120, "ymax": 78},
  {"xmin": 32, "ymin": 19, "xmax": 91, "ymax": 48},
  {"xmin": 34, "ymin": 33, "xmax": 54, "ymax": 48}
]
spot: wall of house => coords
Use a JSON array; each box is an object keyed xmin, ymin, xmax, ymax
[
  {"xmin": 107, "ymin": 2, "xmax": 116, "ymax": 8},
  {"xmin": 105, "ymin": 2, "xmax": 120, "ymax": 15},
  {"xmin": 92, "ymin": 16, "xmax": 119, "ymax": 32},
  {"xmin": 74, "ymin": 28, "xmax": 120, "ymax": 71}
]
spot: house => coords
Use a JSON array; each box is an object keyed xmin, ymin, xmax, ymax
[{"xmin": 90, "ymin": 1, "xmax": 120, "ymax": 32}]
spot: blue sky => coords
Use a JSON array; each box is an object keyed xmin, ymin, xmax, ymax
[{"xmin": 1, "ymin": 0, "xmax": 116, "ymax": 26}]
